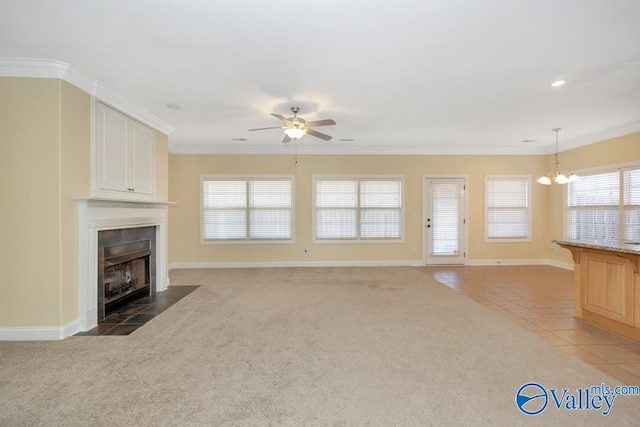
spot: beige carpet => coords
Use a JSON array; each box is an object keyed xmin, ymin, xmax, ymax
[{"xmin": 1, "ymin": 267, "xmax": 639, "ymax": 425}]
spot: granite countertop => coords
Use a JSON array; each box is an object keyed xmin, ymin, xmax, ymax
[{"xmin": 553, "ymin": 239, "xmax": 640, "ymax": 255}]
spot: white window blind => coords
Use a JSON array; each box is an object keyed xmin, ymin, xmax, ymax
[
  {"xmin": 567, "ymin": 166, "xmax": 640, "ymax": 246},
  {"xmin": 486, "ymin": 176, "xmax": 530, "ymax": 241},
  {"xmin": 359, "ymin": 180, "xmax": 402, "ymax": 239},
  {"xmin": 624, "ymin": 169, "xmax": 640, "ymax": 244},
  {"xmin": 202, "ymin": 180, "xmax": 246, "ymax": 240},
  {"xmin": 567, "ymin": 171, "xmax": 619, "ymax": 245},
  {"xmin": 315, "ymin": 180, "xmax": 357, "ymax": 239},
  {"xmin": 202, "ymin": 176, "xmax": 293, "ymax": 242},
  {"xmin": 431, "ymin": 182, "xmax": 460, "ymax": 255},
  {"xmin": 315, "ymin": 177, "xmax": 402, "ymax": 241}
]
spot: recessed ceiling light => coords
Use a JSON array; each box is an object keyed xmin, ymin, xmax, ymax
[
  {"xmin": 165, "ymin": 103, "xmax": 181, "ymax": 110},
  {"xmin": 232, "ymin": 138, "xmax": 247, "ymax": 141},
  {"xmin": 339, "ymin": 138, "xmax": 356, "ymax": 142},
  {"xmin": 550, "ymin": 80, "xmax": 566, "ymax": 88},
  {"xmin": 522, "ymin": 139, "xmax": 536, "ymax": 143}
]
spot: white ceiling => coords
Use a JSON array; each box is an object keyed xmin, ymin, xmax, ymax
[{"xmin": 1, "ymin": 0, "xmax": 640, "ymax": 155}]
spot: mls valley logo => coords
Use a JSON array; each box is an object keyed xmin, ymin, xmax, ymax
[{"xmin": 515, "ymin": 382, "xmax": 640, "ymax": 416}]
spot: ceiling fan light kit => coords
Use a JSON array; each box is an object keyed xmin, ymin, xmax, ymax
[
  {"xmin": 284, "ymin": 127, "xmax": 306, "ymax": 139},
  {"xmin": 537, "ymin": 128, "xmax": 579, "ymax": 185},
  {"xmin": 249, "ymin": 106, "xmax": 336, "ymax": 143}
]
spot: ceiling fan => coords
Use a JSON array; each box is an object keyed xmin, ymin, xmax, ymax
[{"xmin": 249, "ymin": 106, "xmax": 336, "ymax": 143}]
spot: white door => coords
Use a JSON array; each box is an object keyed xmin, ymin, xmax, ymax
[{"xmin": 424, "ymin": 178, "xmax": 466, "ymax": 265}]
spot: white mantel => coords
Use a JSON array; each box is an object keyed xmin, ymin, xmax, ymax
[{"xmin": 75, "ymin": 197, "xmax": 174, "ymax": 332}]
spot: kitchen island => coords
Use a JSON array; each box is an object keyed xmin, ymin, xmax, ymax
[{"xmin": 554, "ymin": 240, "xmax": 640, "ymax": 343}]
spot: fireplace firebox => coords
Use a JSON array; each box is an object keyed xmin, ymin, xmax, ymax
[
  {"xmin": 103, "ymin": 240, "xmax": 150, "ymax": 316},
  {"xmin": 98, "ymin": 227, "xmax": 156, "ymax": 320}
]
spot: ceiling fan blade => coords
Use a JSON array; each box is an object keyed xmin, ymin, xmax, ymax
[
  {"xmin": 305, "ymin": 119, "xmax": 336, "ymax": 127},
  {"xmin": 282, "ymin": 134, "xmax": 292, "ymax": 143},
  {"xmin": 271, "ymin": 113, "xmax": 293, "ymax": 125},
  {"xmin": 306, "ymin": 128, "xmax": 332, "ymax": 141},
  {"xmin": 248, "ymin": 126, "xmax": 283, "ymax": 131}
]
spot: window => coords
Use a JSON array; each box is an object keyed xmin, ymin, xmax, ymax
[
  {"xmin": 566, "ymin": 165, "xmax": 640, "ymax": 245},
  {"xmin": 314, "ymin": 176, "xmax": 403, "ymax": 241},
  {"xmin": 201, "ymin": 175, "xmax": 293, "ymax": 243},
  {"xmin": 566, "ymin": 171, "xmax": 619, "ymax": 245},
  {"xmin": 485, "ymin": 175, "xmax": 531, "ymax": 241}
]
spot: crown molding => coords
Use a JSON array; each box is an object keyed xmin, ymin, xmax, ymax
[
  {"xmin": 169, "ymin": 123, "xmax": 640, "ymax": 156},
  {"xmin": 94, "ymin": 83, "xmax": 174, "ymax": 135},
  {"xmin": 0, "ymin": 57, "xmax": 175, "ymax": 135},
  {"xmin": 168, "ymin": 141, "xmax": 550, "ymax": 156},
  {"xmin": 0, "ymin": 57, "xmax": 69, "ymax": 78},
  {"xmin": 556, "ymin": 120, "xmax": 640, "ymax": 153}
]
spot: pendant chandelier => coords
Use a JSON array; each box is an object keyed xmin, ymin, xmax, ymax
[{"xmin": 537, "ymin": 128, "xmax": 579, "ymax": 185}]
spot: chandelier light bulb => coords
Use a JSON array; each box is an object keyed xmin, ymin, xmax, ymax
[{"xmin": 537, "ymin": 176, "xmax": 552, "ymax": 185}]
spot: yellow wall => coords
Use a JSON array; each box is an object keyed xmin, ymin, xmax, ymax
[
  {"xmin": 168, "ymin": 153, "xmax": 551, "ymax": 265},
  {"xmin": 547, "ymin": 132, "xmax": 640, "ymax": 264},
  {"xmin": 60, "ymin": 81, "xmax": 91, "ymax": 324},
  {"xmin": 0, "ymin": 77, "xmax": 63, "ymax": 326}
]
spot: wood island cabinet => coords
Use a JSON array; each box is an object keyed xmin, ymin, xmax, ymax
[{"xmin": 556, "ymin": 240, "xmax": 640, "ymax": 343}]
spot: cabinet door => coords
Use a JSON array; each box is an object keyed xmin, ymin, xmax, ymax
[
  {"xmin": 93, "ymin": 102, "xmax": 157, "ymax": 199},
  {"xmin": 581, "ymin": 251, "xmax": 634, "ymax": 326},
  {"xmin": 96, "ymin": 104, "xmax": 130, "ymax": 192},
  {"xmin": 130, "ymin": 122, "xmax": 155, "ymax": 195}
]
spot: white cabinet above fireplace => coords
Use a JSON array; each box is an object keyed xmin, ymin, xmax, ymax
[{"xmin": 93, "ymin": 101, "xmax": 156, "ymax": 200}]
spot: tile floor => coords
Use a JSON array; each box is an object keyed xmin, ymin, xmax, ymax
[
  {"xmin": 422, "ymin": 265, "xmax": 640, "ymax": 386},
  {"xmin": 75, "ymin": 285, "xmax": 198, "ymax": 336}
]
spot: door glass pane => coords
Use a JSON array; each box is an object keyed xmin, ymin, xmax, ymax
[{"xmin": 431, "ymin": 182, "xmax": 460, "ymax": 255}]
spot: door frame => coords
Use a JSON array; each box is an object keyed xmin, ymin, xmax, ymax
[{"xmin": 422, "ymin": 174, "xmax": 469, "ymax": 265}]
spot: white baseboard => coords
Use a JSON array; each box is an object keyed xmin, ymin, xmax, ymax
[
  {"xmin": 547, "ymin": 259, "xmax": 574, "ymax": 270},
  {"xmin": 466, "ymin": 258, "xmax": 547, "ymax": 266},
  {"xmin": 170, "ymin": 260, "xmax": 425, "ymax": 270},
  {"xmin": 170, "ymin": 259, "xmax": 575, "ymax": 270},
  {"xmin": 0, "ymin": 320, "xmax": 80, "ymax": 341},
  {"xmin": 465, "ymin": 258, "xmax": 574, "ymax": 270}
]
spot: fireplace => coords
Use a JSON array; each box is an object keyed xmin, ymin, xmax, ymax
[
  {"xmin": 97, "ymin": 226, "xmax": 156, "ymax": 320},
  {"xmin": 75, "ymin": 197, "xmax": 170, "ymax": 334}
]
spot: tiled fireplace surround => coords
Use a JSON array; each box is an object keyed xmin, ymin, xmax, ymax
[{"xmin": 76, "ymin": 198, "xmax": 170, "ymax": 333}]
